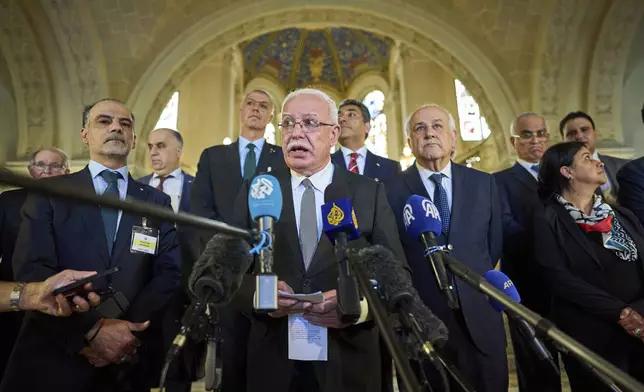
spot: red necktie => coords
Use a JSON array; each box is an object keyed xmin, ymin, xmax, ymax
[
  {"xmin": 348, "ymin": 152, "xmax": 359, "ymax": 174},
  {"xmin": 577, "ymin": 215, "xmax": 613, "ymax": 233},
  {"xmin": 156, "ymin": 176, "xmax": 167, "ymax": 191}
]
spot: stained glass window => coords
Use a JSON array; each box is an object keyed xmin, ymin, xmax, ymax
[
  {"xmin": 454, "ymin": 80, "xmax": 491, "ymax": 142},
  {"xmin": 265, "ymin": 123, "xmax": 276, "ymax": 145},
  {"xmin": 155, "ymin": 92, "xmax": 179, "ymax": 130},
  {"xmin": 362, "ymin": 90, "xmax": 388, "ymax": 157}
]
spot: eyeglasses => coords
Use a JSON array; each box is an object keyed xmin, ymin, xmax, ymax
[
  {"xmin": 32, "ymin": 162, "xmax": 66, "ymax": 171},
  {"xmin": 278, "ymin": 118, "xmax": 334, "ymax": 134},
  {"xmin": 512, "ymin": 130, "xmax": 549, "ymax": 140}
]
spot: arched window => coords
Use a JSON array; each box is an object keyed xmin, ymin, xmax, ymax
[
  {"xmin": 454, "ymin": 80, "xmax": 491, "ymax": 142},
  {"xmin": 362, "ymin": 90, "xmax": 388, "ymax": 157},
  {"xmin": 155, "ymin": 92, "xmax": 179, "ymax": 130},
  {"xmin": 265, "ymin": 123, "xmax": 276, "ymax": 145}
]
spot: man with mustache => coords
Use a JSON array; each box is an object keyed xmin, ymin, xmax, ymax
[
  {"xmin": 560, "ymin": 111, "xmax": 629, "ymax": 203},
  {"xmin": 0, "ymin": 146, "xmax": 70, "ymax": 382},
  {"xmin": 387, "ymin": 104, "xmax": 507, "ymax": 392},
  {"xmin": 2, "ymin": 98, "xmax": 180, "ymax": 392},
  {"xmin": 191, "ymin": 89, "xmax": 287, "ymax": 391},
  {"xmin": 494, "ymin": 113, "xmax": 561, "ymax": 392},
  {"xmin": 231, "ymin": 88, "xmax": 411, "ymax": 392},
  {"xmin": 332, "ymin": 99, "xmax": 401, "ymax": 183}
]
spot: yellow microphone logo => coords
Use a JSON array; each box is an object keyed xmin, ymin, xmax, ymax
[
  {"xmin": 327, "ymin": 203, "xmax": 344, "ymax": 226},
  {"xmin": 352, "ymin": 208, "xmax": 358, "ymax": 229}
]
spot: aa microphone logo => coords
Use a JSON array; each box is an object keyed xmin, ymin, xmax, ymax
[
  {"xmin": 250, "ymin": 177, "xmax": 274, "ymax": 200},
  {"xmin": 421, "ymin": 199, "xmax": 440, "ymax": 221},
  {"xmin": 403, "ymin": 204, "xmax": 414, "ymax": 229}
]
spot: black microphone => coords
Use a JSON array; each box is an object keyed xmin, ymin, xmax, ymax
[
  {"xmin": 403, "ymin": 195, "xmax": 459, "ymax": 309},
  {"xmin": 321, "ymin": 182, "xmax": 362, "ymax": 324}
]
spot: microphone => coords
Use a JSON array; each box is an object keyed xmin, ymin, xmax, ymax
[
  {"xmin": 403, "ymin": 195, "xmax": 459, "ymax": 309},
  {"xmin": 322, "ymin": 182, "xmax": 362, "ymax": 324},
  {"xmin": 483, "ymin": 270, "xmax": 559, "ymax": 375},
  {"xmin": 248, "ymin": 174, "xmax": 283, "ymax": 312}
]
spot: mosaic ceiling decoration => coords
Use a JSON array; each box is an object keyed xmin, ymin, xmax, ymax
[{"xmin": 241, "ymin": 28, "xmax": 393, "ymax": 93}]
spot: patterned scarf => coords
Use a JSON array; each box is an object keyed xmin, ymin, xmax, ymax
[{"xmin": 556, "ymin": 194, "xmax": 638, "ymax": 262}]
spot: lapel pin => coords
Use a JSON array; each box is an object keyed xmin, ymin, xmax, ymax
[
  {"xmin": 375, "ymin": 178, "xmax": 380, "ymax": 182},
  {"xmin": 268, "ymin": 166, "xmax": 272, "ymax": 172},
  {"xmin": 270, "ymin": 147, "xmax": 275, "ymax": 153},
  {"xmin": 376, "ymin": 162, "xmax": 380, "ymax": 167}
]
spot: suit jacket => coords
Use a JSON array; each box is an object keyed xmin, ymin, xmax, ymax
[
  {"xmin": 617, "ymin": 157, "xmax": 644, "ymax": 226},
  {"xmin": 533, "ymin": 199, "xmax": 644, "ymax": 353},
  {"xmin": 387, "ymin": 163, "xmax": 506, "ymax": 357},
  {"xmin": 599, "ymin": 153, "xmax": 630, "ymax": 198},
  {"xmin": 138, "ymin": 170, "xmax": 194, "ymax": 213},
  {"xmin": 0, "ymin": 188, "xmax": 27, "ymax": 281},
  {"xmin": 331, "ymin": 149, "xmax": 401, "ymax": 184},
  {"xmin": 191, "ymin": 140, "xmax": 286, "ymax": 247},
  {"xmin": 494, "ymin": 163, "xmax": 550, "ymax": 315},
  {"xmin": 232, "ymin": 165, "xmax": 408, "ymax": 392},
  {"xmin": 2, "ymin": 167, "xmax": 180, "ymax": 391}
]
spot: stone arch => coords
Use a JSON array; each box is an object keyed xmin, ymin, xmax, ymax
[
  {"xmin": 346, "ymin": 72, "xmax": 390, "ymax": 102},
  {"xmin": 129, "ymin": 0, "xmax": 519, "ymax": 167}
]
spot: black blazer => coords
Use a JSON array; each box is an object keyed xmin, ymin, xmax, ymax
[
  {"xmin": 533, "ymin": 199, "xmax": 644, "ymax": 352},
  {"xmin": 191, "ymin": 140, "xmax": 286, "ymax": 247},
  {"xmin": 387, "ymin": 162, "xmax": 506, "ymax": 357},
  {"xmin": 617, "ymin": 157, "xmax": 644, "ymax": 226},
  {"xmin": 232, "ymin": 165, "xmax": 408, "ymax": 392},
  {"xmin": 0, "ymin": 188, "xmax": 27, "ymax": 281},
  {"xmin": 331, "ymin": 149, "xmax": 401, "ymax": 184},
  {"xmin": 2, "ymin": 167, "xmax": 181, "ymax": 391},
  {"xmin": 494, "ymin": 163, "xmax": 550, "ymax": 315}
]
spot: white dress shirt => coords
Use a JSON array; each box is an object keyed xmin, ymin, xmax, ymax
[
  {"xmin": 516, "ymin": 158, "xmax": 539, "ymax": 181},
  {"xmin": 239, "ymin": 136, "xmax": 265, "ymax": 178},
  {"xmin": 593, "ymin": 151, "xmax": 612, "ymax": 192},
  {"xmin": 416, "ymin": 161, "xmax": 453, "ymax": 211},
  {"xmin": 88, "ymin": 160, "xmax": 129, "ymax": 235},
  {"xmin": 149, "ymin": 167, "xmax": 184, "ymax": 212},
  {"xmin": 291, "ymin": 161, "xmax": 335, "ymax": 240},
  {"xmin": 340, "ymin": 145, "xmax": 367, "ymax": 174}
]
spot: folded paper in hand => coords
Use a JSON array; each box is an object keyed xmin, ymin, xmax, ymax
[{"xmin": 278, "ymin": 290, "xmax": 324, "ymax": 304}]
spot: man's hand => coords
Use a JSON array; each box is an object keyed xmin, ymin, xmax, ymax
[
  {"xmin": 269, "ymin": 281, "xmax": 312, "ymax": 318},
  {"xmin": 19, "ymin": 270, "xmax": 101, "ymax": 316},
  {"xmin": 619, "ymin": 307, "xmax": 644, "ymax": 340},
  {"xmin": 88, "ymin": 319, "xmax": 150, "ymax": 363},
  {"xmin": 304, "ymin": 289, "xmax": 352, "ymax": 329},
  {"xmin": 80, "ymin": 347, "xmax": 110, "ymax": 368}
]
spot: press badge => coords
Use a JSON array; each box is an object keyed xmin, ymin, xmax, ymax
[{"xmin": 130, "ymin": 217, "xmax": 159, "ymax": 255}]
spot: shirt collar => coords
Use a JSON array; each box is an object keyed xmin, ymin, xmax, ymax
[
  {"xmin": 88, "ymin": 160, "xmax": 129, "ymax": 181},
  {"xmin": 416, "ymin": 160, "xmax": 452, "ymax": 180},
  {"xmin": 340, "ymin": 145, "xmax": 367, "ymax": 158},
  {"xmin": 291, "ymin": 160, "xmax": 335, "ymax": 192},
  {"xmin": 239, "ymin": 135, "xmax": 266, "ymax": 154},
  {"xmin": 153, "ymin": 167, "xmax": 182, "ymax": 180},
  {"xmin": 516, "ymin": 158, "xmax": 540, "ymax": 174}
]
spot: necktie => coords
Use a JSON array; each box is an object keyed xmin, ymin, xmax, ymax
[
  {"xmin": 243, "ymin": 143, "xmax": 257, "ymax": 180},
  {"xmin": 530, "ymin": 164, "xmax": 539, "ymax": 174},
  {"xmin": 99, "ymin": 170, "xmax": 122, "ymax": 254},
  {"xmin": 156, "ymin": 174, "xmax": 173, "ymax": 192},
  {"xmin": 429, "ymin": 173, "xmax": 450, "ymax": 235},
  {"xmin": 299, "ymin": 179, "xmax": 318, "ymax": 270},
  {"xmin": 348, "ymin": 152, "xmax": 359, "ymax": 174}
]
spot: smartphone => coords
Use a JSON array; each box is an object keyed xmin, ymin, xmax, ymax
[{"xmin": 52, "ymin": 266, "xmax": 121, "ymax": 297}]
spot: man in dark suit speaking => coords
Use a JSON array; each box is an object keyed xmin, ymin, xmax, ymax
[
  {"xmin": 332, "ymin": 99, "xmax": 401, "ymax": 184},
  {"xmin": 1, "ymin": 99, "xmax": 180, "ymax": 392},
  {"xmin": 232, "ymin": 88, "xmax": 408, "ymax": 392},
  {"xmin": 387, "ymin": 104, "xmax": 507, "ymax": 392}
]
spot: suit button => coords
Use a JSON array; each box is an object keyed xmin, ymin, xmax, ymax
[{"xmin": 302, "ymin": 279, "xmax": 311, "ymax": 290}]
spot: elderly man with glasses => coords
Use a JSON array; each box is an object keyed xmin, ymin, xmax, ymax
[{"xmin": 0, "ymin": 146, "xmax": 70, "ymax": 382}]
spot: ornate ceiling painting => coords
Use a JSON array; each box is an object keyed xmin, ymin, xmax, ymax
[{"xmin": 241, "ymin": 27, "xmax": 393, "ymax": 94}]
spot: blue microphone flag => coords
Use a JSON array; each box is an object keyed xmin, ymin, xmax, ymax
[
  {"xmin": 403, "ymin": 195, "xmax": 442, "ymax": 239},
  {"xmin": 248, "ymin": 174, "xmax": 283, "ymax": 222},
  {"xmin": 321, "ymin": 197, "xmax": 359, "ymax": 242}
]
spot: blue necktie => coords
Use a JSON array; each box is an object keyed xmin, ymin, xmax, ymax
[
  {"xmin": 530, "ymin": 164, "xmax": 539, "ymax": 174},
  {"xmin": 430, "ymin": 173, "xmax": 450, "ymax": 235},
  {"xmin": 99, "ymin": 170, "xmax": 122, "ymax": 254}
]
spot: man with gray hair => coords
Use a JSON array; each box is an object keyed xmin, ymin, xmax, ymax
[
  {"xmin": 494, "ymin": 113, "xmax": 561, "ymax": 392},
  {"xmin": 231, "ymin": 88, "xmax": 412, "ymax": 392},
  {"xmin": 387, "ymin": 104, "xmax": 507, "ymax": 392},
  {"xmin": 0, "ymin": 146, "xmax": 70, "ymax": 382}
]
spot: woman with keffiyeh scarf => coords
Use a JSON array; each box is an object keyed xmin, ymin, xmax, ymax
[{"xmin": 534, "ymin": 141, "xmax": 644, "ymax": 392}]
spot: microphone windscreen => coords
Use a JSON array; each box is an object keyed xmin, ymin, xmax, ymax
[
  {"xmin": 356, "ymin": 245, "xmax": 448, "ymax": 345},
  {"xmin": 321, "ymin": 198, "xmax": 360, "ymax": 242},
  {"xmin": 403, "ymin": 195, "xmax": 442, "ymax": 239},
  {"xmin": 483, "ymin": 270, "xmax": 521, "ymax": 312},
  {"xmin": 188, "ymin": 234, "xmax": 252, "ymax": 304},
  {"xmin": 248, "ymin": 174, "xmax": 283, "ymax": 222},
  {"xmin": 324, "ymin": 181, "xmax": 350, "ymax": 203}
]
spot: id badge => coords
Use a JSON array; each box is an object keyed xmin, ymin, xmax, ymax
[{"xmin": 130, "ymin": 217, "xmax": 159, "ymax": 255}]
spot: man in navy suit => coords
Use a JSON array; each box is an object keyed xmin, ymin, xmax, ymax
[
  {"xmin": 387, "ymin": 104, "xmax": 507, "ymax": 392},
  {"xmin": 617, "ymin": 102, "xmax": 644, "ymax": 225},
  {"xmin": 1, "ymin": 98, "xmax": 180, "ymax": 392},
  {"xmin": 332, "ymin": 99, "xmax": 401, "ymax": 184},
  {"xmin": 191, "ymin": 89, "xmax": 287, "ymax": 392},
  {"xmin": 494, "ymin": 113, "xmax": 561, "ymax": 392},
  {"xmin": 139, "ymin": 127, "xmax": 198, "ymax": 392}
]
